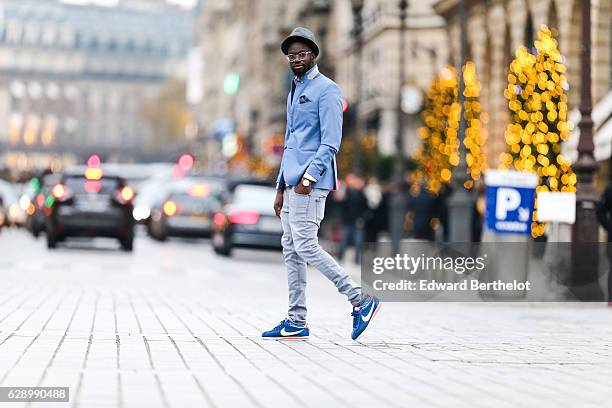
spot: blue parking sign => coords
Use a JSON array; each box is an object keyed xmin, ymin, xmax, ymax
[{"xmin": 484, "ymin": 170, "xmax": 538, "ymax": 235}]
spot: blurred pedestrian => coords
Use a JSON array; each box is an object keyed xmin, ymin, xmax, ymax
[
  {"xmin": 595, "ymin": 181, "xmax": 612, "ymax": 306},
  {"xmin": 266, "ymin": 27, "xmax": 381, "ymax": 341},
  {"xmin": 405, "ymin": 173, "xmax": 436, "ymax": 241},
  {"xmin": 337, "ymin": 174, "xmax": 368, "ymax": 263},
  {"xmin": 436, "ymin": 184, "xmax": 452, "ymax": 242},
  {"xmin": 363, "ymin": 176, "xmax": 386, "ymax": 243},
  {"xmin": 471, "ymin": 181, "xmax": 486, "ymax": 242}
]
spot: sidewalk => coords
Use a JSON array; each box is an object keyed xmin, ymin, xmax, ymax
[{"xmin": 0, "ymin": 230, "xmax": 611, "ymax": 407}]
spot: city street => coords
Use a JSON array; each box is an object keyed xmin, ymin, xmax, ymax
[{"xmin": 0, "ymin": 229, "xmax": 610, "ymax": 407}]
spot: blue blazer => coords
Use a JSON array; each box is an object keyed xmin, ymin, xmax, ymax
[{"xmin": 276, "ymin": 65, "xmax": 342, "ymax": 191}]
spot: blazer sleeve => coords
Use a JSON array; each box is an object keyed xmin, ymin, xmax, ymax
[{"xmin": 305, "ymin": 83, "xmax": 343, "ymax": 180}]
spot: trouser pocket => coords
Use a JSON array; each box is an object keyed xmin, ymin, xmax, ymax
[
  {"xmin": 314, "ymin": 195, "xmax": 327, "ymax": 226},
  {"xmin": 292, "ymin": 189, "xmax": 311, "ymax": 221}
]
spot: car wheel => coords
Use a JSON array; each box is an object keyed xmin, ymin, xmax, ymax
[
  {"xmin": 212, "ymin": 232, "xmax": 232, "ymax": 256},
  {"xmin": 47, "ymin": 232, "xmax": 58, "ymax": 249},
  {"xmin": 120, "ymin": 237, "xmax": 134, "ymax": 252},
  {"xmin": 150, "ymin": 221, "xmax": 167, "ymax": 241}
]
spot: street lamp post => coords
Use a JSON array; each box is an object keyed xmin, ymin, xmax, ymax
[
  {"xmin": 447, "ymin": 0, "xmax": 473, "ymax": 242},
  {"xmin": 390, "ymin": 0, "xmax": 408, "ymax": 253},
  {"xmin": 351, "ymin": 0, "xmax": 364, "ymax": 174},
  {"xmin": 571, "ymin": 0, "xmax": 601, "ymax": 296}
]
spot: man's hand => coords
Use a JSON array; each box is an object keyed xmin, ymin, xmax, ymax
[
  {"xmin": 294, "ymin": 178, "xmax": 313, "ymax": 195},
  {"xmin": 274, "ymin": 190, "xmax": 284, "ymax": 217}
]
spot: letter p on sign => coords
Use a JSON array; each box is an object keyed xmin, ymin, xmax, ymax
[{"xmin": 496, "ymin": 188, "xmax": 521, "ymax": 220}]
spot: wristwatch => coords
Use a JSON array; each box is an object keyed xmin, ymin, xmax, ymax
[{"xmin": 302, "ymin": 178, "xmax": 311, "ymax": 187}]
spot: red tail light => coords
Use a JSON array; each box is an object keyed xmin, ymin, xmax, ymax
[
  {"xmin": 85, "ymin": 180, "xmax": 101, "ymax": 193},
  {"xmin": 35, "ymin": 194, "xmax": 45, "ymax": 208},
  {"xmin": 213, "ymin": 212, "xmax": 227, "ymax": 227},
  {"xmin": 228, "ymin": 210, "xmax": 260, "ymax": 225},
  {"xmin": 115, "ymin": 186, "xmax": 135, "ymax": 204},
  {"xmin": 51, "ymin": 184, "xmax": 72, "ymax": 202}
]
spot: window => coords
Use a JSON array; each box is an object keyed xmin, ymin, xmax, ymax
[
  {"xmin": 6, "ymin": 20, "xmax": 23, "ymax": 44},
  {"xmin": 42, "ymin": 25, "xmax": 57, "ymax": 46},
  {"xmin": 59, "ymin": 27, "xmax": 75, "ymax": 48},
  {"xmin": 89, "ymin": 36, "xmax": 99, "ymax": 51},
  {"xmin": 23, "ymin": 23, "xmax": 40, "ymax": 45}
]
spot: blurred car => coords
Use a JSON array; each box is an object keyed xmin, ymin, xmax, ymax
[
  {"xmin": 45, "ymin": 168, "xmax": 136, "ymax": 251},
  {"xmin": 148, "ymin": 181, "xmax": 223, "ymax": 240},
  {"xmin": 133, "ymin": 173, "xmax": 226, "ymax": 223},
  {"xmin": 132, "ymin": 172, "xmax": 176, "ymax": 224},
  {"xmin": 0, "ymin": 195, "xmax": 5, "ymax": 231},
  {"xmin": 23, "ymin": 173, "xmax": 61, "ymax": 237},
  {"xmin": 0, "ymin": 179, "xmax": 25, "ymax": 227},
  {"xmin": 211, "ymin": 184, "xmax": 282, "ymax": 256}
]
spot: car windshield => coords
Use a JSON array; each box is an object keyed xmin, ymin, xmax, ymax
[{"xmin": 65, "ymin": 176, "xmax": 121, "ymax": 194}]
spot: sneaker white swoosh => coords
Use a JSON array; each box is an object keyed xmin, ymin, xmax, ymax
[
  {"xmin": 361, "ymin": 303, "xmax": 375, "ymax": 322},
  {"xmin": 280, "ymin": 327, "xmax": 305, "ymax": 336}
]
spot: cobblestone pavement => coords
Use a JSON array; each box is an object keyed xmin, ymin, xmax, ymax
[{"xmin": 0, "ymin": 228, "xmax": 611, "ymax": 408}]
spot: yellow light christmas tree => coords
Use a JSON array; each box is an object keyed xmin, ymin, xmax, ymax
[
  {"xmin": 416, "ymin": 62, "xmax": 487, "ymax": 194},
  {"xmin": 499, "ymin": 25, "xmax": 575, "ymax": 238}
]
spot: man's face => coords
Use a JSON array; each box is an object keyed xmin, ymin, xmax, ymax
[{"xmin": 287, "ymin": 42, "xmax": 315, "ymax": 77}]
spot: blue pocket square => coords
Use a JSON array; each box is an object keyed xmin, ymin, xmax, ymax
[{"xmin": 299, "ymin": 95, "xmax": 311, "ymax": 104}]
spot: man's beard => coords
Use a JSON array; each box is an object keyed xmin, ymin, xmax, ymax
[{"xmin": 292, "ymin": 61, "xmax": 313, "ymax": 77}]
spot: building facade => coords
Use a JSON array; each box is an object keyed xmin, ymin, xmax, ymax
[
  {"xmin": 335, "ymin": 0, "xmax": 448, "ymax": 157},
  {"xmin": 196, "ymin": 0, "xmax": 448, "ymax": 172},
  {"xmin": 434, "ymin": 0, "xmax": 611, "ymax": 168},
  {"xmin": 0, "ymin": 0, "xmax": 192, "ymax": 170}
]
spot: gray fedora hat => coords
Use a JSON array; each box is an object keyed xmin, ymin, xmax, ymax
[{"xmin": 281, "ymin": 27, "xmax": 320, "ymax": 57}]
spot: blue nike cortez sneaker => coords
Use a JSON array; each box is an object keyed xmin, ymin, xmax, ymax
[
  {"xmin": 262, "ymin": 319, "xmax": 309, "ymax": 340},
  {"xmin": 351, "ymin": 295, "xmax": 381, "ymax": 340}
]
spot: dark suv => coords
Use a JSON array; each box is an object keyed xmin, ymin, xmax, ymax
[{"xmin": 45, "ymin": 170, "xmax": 135, "ymax": 251}]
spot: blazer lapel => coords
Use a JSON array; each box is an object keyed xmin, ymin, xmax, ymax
[{"xmin": 290, "ymin": 79, "xmax": 313, "ymax": 122}]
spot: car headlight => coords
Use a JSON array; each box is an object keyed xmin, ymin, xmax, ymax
[
  {"xmin": 132, "ymin": 206, "xmax": 151, "ymax": 221},
  {"xmin": 9, "ymin": 204, "xmax": 22, "ymax": 221},
  {"xmin": 19, "ymin": 195, "xmax": 31, "ymax": 210}
]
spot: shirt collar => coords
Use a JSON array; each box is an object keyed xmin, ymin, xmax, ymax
[{"xmin": 294, "ymin": 64, "xmax": 319, "ymax": 84}]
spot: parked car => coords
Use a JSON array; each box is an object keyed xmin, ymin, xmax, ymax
[
  {"xmin": 211, "ymin": 184, "xmax": 282, "ymax": 256},
  {"xmin": 45, "ymin": 169, "xmax": 135, "ymax": 251}
]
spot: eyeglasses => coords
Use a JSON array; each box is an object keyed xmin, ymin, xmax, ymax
[{"xmin": 286, "ymin": 51, "xmax": 313, "ymax": 62}]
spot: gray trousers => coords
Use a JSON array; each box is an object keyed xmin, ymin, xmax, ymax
[{"xmin": 280, "ymin": 187, "xmax": 361, "ymax": 323}]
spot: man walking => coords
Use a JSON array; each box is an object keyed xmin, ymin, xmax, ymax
[{"xmin": 262, "ymin": 27, "xmax": 381, "ymax": 341}]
